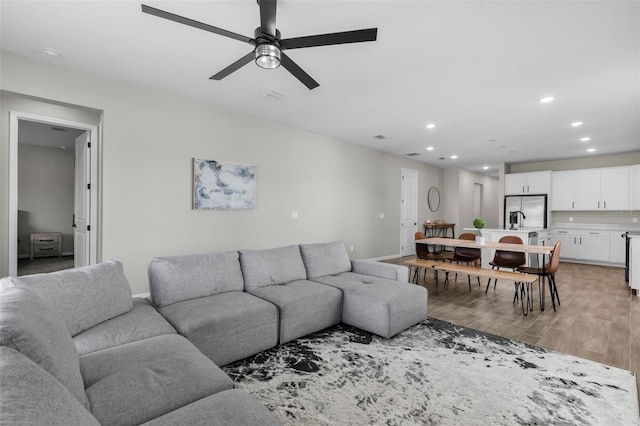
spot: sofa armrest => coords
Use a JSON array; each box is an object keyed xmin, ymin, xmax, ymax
[{"xmin": 350, "ymin": 259, "xmax": 409, "ymax": 283}]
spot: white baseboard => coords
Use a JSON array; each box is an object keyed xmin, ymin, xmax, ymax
[{"xmin": 368, "ymin": 253, "xmax": 403, "ymax": 262}]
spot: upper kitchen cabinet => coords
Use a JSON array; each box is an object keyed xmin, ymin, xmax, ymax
[
  {"xmin": 504, "ymin": 171, "xmax": 551, "ymax": 195},
  {"xmin": 576, "ymin": 167, "xmax": 629, "ymax": 211},
  {"xmin": 632, "ymin": 165, "xmax": 640, "ymax": 210},
  {"xmin": 551, "ymin": 170, "xmax": 578, "ymax": 210}
]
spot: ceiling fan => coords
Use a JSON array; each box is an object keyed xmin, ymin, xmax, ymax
[{"xmin": 141, "ymin": 1, "xmax": 377, "ymax": 90}]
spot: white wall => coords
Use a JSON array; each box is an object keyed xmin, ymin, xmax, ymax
[
  {"xmin": 18, "ymin": 144, "xmax": 74, "ymax": 256},
  {"xmin": 0, "ymin": 52, "xmax": 444, "ymax": 293},
  {"xmin": 443, "ymin": 168, "xmax": 499, "ymax": 233}
]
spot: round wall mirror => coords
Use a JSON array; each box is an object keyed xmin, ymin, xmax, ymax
[{"xmin": 428, "ymin": 186, "xmax": 440, "ymax": 212}]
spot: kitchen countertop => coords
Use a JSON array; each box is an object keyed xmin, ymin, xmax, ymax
[{"xmin": 463, "ymin": 227, "xmax": 546, "ymax": 233}]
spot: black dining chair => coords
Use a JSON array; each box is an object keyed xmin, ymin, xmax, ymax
[
  {"xmin": 485, "ymin": 236, "xmax": 526, "ymax": 301},
  {"xmin": 445, "ymin": 232, "xmax": 481, "ymax": 290}
]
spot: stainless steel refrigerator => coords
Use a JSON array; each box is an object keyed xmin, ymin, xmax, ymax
[{"xmin": 504, "ymin": 194, "xmax": 548, "ymax": 230}]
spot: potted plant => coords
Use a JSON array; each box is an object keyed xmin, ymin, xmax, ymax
[{"xmin": 473, "ymin": 217, "xmax": 486, "ymax": 244}]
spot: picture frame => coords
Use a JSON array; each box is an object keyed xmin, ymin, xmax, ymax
[{"xmin": 193, "ymin": 158, "xmax": 256, "ymax": 210}]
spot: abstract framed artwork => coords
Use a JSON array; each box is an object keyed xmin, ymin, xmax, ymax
[{"xmin": 193, "ymin": 158, "xmax": 256, "ymax": 210}]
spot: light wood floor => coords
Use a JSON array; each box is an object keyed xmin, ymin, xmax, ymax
[{"xmin": 386, "ymin": 257, "xmax": 640, "ymax": 397}]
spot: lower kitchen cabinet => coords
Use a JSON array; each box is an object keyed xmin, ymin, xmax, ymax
[{"xmin": 549, "ymin": 229, "xmax": 612, "ymax": 264}]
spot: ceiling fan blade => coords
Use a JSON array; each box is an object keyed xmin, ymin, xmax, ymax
[
  {"xmin": 280, "ymin": 28, "xmax": 377, "ymax": 50},
  {"xmin": 141, "ymin": 4, "xmax": 254, "ymax": 45},
  {"xmin": 280, "ymin": 53, "xmax": 319, "ymax": 90},
  {"xmin": 258, "ymin": 0, "xmax": 277, "ymax": 37},
  {"xmin": 210, "ymin": 51, "xmax": 255, "ymax": 80}
]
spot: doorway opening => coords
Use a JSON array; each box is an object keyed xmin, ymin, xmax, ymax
[{"xmin": 9, "ymin": 112, "xmax": 99, "ymax": 277}]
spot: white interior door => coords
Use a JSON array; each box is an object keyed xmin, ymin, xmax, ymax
[
  {"xmin": 401, "ymin": 169, "xmax": 418, "ymax": 256},
  {"xmin": 74, "ymin": 132, "xmax": 91, "ymax": 268}
]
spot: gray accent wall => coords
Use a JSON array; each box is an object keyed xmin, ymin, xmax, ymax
[{"xmin": 0, "ymin": 52, "xmax": 445, "ymax": 293}]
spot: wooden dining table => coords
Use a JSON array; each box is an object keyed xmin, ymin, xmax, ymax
[{"xmin": 416, "ymin": 237, "xmax": 555, "ymax": 311}]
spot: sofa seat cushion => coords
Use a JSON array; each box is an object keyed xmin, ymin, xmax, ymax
[
  {"xmin": 299, "ymin": 241, "xmax": 352, "ymax": 279},
  {"xmin": 0, "ymin": 285, "xmax": 88, "ymax": 409},
  {"xmin": 10, "ymin": 260, "xmax": 133, "ymax": 336},
  {"xmin": 73, "ymin": 298, "xmax": 176, "ymax": 356},
  {"xmin": 250, "ymin": 280, "xmax": 342, "ymax": 344},
  {"xmin": 80, "ymin": 334, "xmax": 233, "ymax": 426},
  {"xmin": 312, "ymin": 272, "xmax": 428, "ymax": 338},
  {"xmin": 148, "ymin": 251, "xmax": 245, "ymax": 307},
  {"xmin": 140, "ymin": 389, "xmax": 282, "ymax": 426},
  {"xmin": 239, "ymin": 245, "xmax": 307, "ymax": 291},
  {"xmin": 157, "ymin": 292, "xmax": 278, "ymax": 366},
  {"xmin": 0, "ymin": 347, "xmax": 100, "ymax": 426}
]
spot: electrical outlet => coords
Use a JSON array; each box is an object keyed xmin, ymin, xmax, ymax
[
  {"xmin": 349, "ymin": 245, "xmax": 355, "ymax": 252},
  {"xmin": 292, "ymin": 211, "xmax": 298, "ymax": 219},
  {"xmin": 379, "ymin": 213, "xmax": 384, "ymax": 219},
  {"xmin": 633, "ymin": 217, "xmax": 638, "ymax": 223},
  {"xmin": 569, "ymin": 216, "xmax": 574, "ymax": 222}
]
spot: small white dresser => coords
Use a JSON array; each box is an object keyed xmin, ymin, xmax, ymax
[{"xmin": 30, "ymin": 233, "xmax": 62, "ymax": 260}]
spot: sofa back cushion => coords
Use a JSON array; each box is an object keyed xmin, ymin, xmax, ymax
[
  {"xmin": 148, "ymin": 251, "xmax": 244, "ymax": 307},
  {"xmin": 299, "ymin": 241, "xmax": 352, "ymax": 279},
  {"xmin": 10, "ymin": 260, "xmax": 133, "ymax": 336},
  {"xmin": 0, "ymin": 285, "xmax": 88, "ymax": 409},
  {"xmin": 0, "ymin": 347, "xmax": 100, "ymax": 426},
  {"xmin": 240, "ymin": 245, "xmax": 307, "ymax": 291}
]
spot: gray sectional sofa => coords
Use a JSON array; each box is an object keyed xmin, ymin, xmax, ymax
[{"xmin": 1, "ymin": 241, "xmax": 427, "ymax": 425}]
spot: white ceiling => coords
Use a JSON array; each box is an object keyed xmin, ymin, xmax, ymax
[{"xmin": 2, "ymin": 1, "xmax": 639, "ymax": 174}]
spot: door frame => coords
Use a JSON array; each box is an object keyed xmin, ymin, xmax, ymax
[{"xmin": 8, "ymin": 111, "xmax": 99, "ymax": 276}]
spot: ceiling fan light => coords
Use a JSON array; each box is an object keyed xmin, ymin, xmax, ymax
[{"xmin": 255, "ymin": 44, "xmax": 281, "ymax": 69}]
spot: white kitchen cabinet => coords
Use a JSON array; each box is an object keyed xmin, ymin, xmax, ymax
[
  {"xmin": 577, "ymin": 231, "xmax": 610, "ymax": 262},
  {"xmin": 631, "ymin": 165, "xmax": 640, "ymax": 210},
  {"xmin": 610, "ymin": 231, "xmax": 627, "ymax": 264},
  {"xmin": 549, "ymin": 230, "xmax": 578, "ymax": 259},
  {"xmin": 551, "ymin": 171, "xmax": 577, "ymax": 210},
  {"xmin": 505, "ymin": 171, "xmax": 551, "ymax": 195},
  {"xmin": 550, "ymin": 229, "xmax": 611, "ymax": 263},
  {"xmin": 576, "ymin": 167, "xmax": 630, "ymax": 211}
]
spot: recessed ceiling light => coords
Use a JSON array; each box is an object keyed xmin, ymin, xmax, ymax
[
  {"xmin": 450, "ymin": 155, "xmax": 458, "ymax": 159},
  {"xmin": 539, "ymin": 96, "xmax": 554, "ymax": 103},
  {"xmin": 43, "ymin": 48, "xmax": 60, "ymax": 57},
  {"xmin": 426, "ymin": 146, "xmax": 434, "ymax": 151},
  {"xmin": 580, "ymin": 137, "xmax": 591, "ymax": 142},
  {"xmin": 571, "ymin": 121, "xmax": 583, "ymax": 127},
  {"xmin": 587, "ymin": 148, "xmax": 596, "ymax": 152},
  {"xmin": 483, "ymin": 166, "xmax": 489, "ymax": 170},
  {"xmin": 425, "ymin": 123, "xmax": 436, "ymax": 129},
  {"xmin": 373, "ymin": 134, "xmax": 387, "ymax": 140}
]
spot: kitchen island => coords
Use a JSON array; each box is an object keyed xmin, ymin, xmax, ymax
[{"xmin": 462, "ymin": 227, "xmax": 548, "ymax": 268}]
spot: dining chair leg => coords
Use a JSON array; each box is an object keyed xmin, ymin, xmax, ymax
[
  {"xmin": 513, "ymin": 282, "xmax": 519, "ymax": 305},
  {"xmin": 549, "ymin": 275, "xmax": 560, "ymax": 312}
]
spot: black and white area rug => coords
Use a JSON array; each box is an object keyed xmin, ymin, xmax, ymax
[{"xmin": 223, "ymin": 318, "xmax": 639, "ymax": 425}]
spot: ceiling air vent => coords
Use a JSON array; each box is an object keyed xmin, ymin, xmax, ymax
[
  {"xmin": 405, "ymin": 153, "xmax": 420, "ymax": 157},
  {"xmin": 374, "ymin": 135, "xmax": 386, "ymax": 140},
  {"xmin": 262, "ymin": 90, "xmax": 285, "ymax": 101}
]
